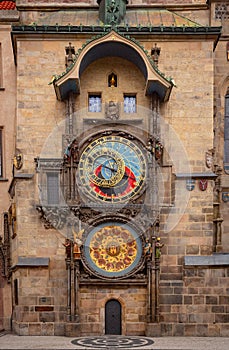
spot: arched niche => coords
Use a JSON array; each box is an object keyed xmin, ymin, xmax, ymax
[{"xmin": 53, "ymin": 31, "xmax": 173, "ymax": 102}]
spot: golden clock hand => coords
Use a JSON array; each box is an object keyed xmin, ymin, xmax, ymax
[{"xmin": 100, "ymin": 164, "xmax": 136, "ymax": 182}]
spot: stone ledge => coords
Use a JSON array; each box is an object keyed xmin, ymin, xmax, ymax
[
  {"xmin": 175, "ymin": 172, "xmax": 217, "ymax": 179},
  {"xmin": 8, "ymin": 173, "xmax": 34, "ymax": 198},
  {"xmin": 184, "ymin": 254, "xmax": 229, "ymax": 267},
  {"xmin": 12, "ymin": 257, "xmax": 50, "ymax": 269},
  {"xmin": 0, "ymin": 10, "xmax": 19, "ymax": 22}
]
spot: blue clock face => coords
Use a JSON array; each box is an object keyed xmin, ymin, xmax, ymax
[{"xmin": 78, "ymin": 135, "xmax": 147, "ymax": 202}]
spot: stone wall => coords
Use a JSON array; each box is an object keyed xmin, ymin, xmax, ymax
[
  {"xmin": 0, "ymin": 24, "xmax": 16, "ymax": 331},
  {"xmin": 159, "ymin": 263, "xmax": 229, "ymax": 336},
  {"xmin": 79, "ymin": 286, "xmax": 147, "ymax": 336}
]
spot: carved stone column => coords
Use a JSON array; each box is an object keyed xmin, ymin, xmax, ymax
[
  {"xmin": 73, "ymin": 260, "xmax": 80, "ymax": 322},
  {"xmin": 213, "ymin": 166, "xmax": 223, "ymax": 252},
  {"xmin": 66, "ymin": 256, "xmax": 72, "ymax": 322}
]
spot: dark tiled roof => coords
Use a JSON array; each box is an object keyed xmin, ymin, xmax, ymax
[
  {"xmin": 0, "ymin": 1, "xmax": 16, "ymax": 10},
  {"xmin": 25, "ymin": 9, "xmax": 201, "ymax": 27}
]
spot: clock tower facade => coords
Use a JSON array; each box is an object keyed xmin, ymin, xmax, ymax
[{"xmin": 1, "ymin": 0, "xmax": 228, "ymax": 338}]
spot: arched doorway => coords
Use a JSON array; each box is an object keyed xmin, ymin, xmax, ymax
[{"xmin": 105, "ymin": 299, "xmax": 122, "ymax": 335}]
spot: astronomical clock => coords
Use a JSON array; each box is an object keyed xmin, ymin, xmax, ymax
[
  {"xmin": 78, "ymin": 135, "xmax": 147, "ymax": 203},
  {"xmin": 73, "ymin": 132, "xmax": 150, "ymax": 281}
]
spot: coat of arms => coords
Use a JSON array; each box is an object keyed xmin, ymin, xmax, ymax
[{"xmin": 105, "ymin": 101, "xmax": 120, "ymax": 120}]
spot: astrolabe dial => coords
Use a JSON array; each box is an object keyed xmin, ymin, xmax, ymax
[
  {"xmin": 87, "ymin": 148, "xmax": 125, "ymax": 188},
  {"xmin": 78, "ymin": 135, "xmax": 147, "ymax": 202},
  {"xmin": 83, "ymin": 222, "xmax": 143, "ymax": 278}
]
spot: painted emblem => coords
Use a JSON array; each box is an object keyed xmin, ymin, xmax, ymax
[
  {"xmin": 186, "ymin": 179, "xmax": 195, "ymax": 191},
  {"xmin": 199, "ymin": 179, "xmax": 208, "ymax": 191},
  {"xmin": 222, "ymin": 192, "xmax": 229, "ymax": 202}
]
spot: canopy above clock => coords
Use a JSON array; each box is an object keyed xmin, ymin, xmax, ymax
[{"xmin": 52, "ymin": 30, "xmax": 174, "ymax": 102}]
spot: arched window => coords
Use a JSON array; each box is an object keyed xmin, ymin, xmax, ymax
[{"xmin": 224, "ymin": 88, "xmax": 229, "ymax": 174}]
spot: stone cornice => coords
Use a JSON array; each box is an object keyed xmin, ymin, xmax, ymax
[
  {"xmin": 0, "ymin": 9, "xmax": 19, "ymax": 22},
  {"xmin": 175, "ymin": 172, "xmax": 217, "ymax": 180},
  {"xmin": 184, "ymin": 254, "xmax": 229, "ymax": 267},
  {"xmin": 11, "ymin": 24, "xmax": 221, "ymax": 36}
]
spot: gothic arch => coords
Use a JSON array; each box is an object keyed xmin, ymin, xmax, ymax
[{"xmin": 53, "ymin": 30, "xmax": 174, "ymax": 102}]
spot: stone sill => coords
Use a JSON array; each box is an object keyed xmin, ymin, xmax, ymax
[
  {"xmin": 11, "ymin": 257, "xmax": 50, "ymax": 270},
  {"xmin": 0, "ymin": 177, "xmax": 8, "ymax": 182},
  {"xmin": 184, "ymin": 254, "xmax": 229, "ymax": 267},
  {"xmin": 175, "ymin": 172, "xmax": 217, "ymax": 180}
]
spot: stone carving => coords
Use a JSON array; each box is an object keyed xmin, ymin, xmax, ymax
[
  {"xmin": 155, "ymin": 237, "xmax": 164, "ymax": 259},
  {"xmin": 155, "ymin": 140, "xmax": 163, "ymax": 162},
  {"xmin": 105, "ymin": 101, "xmax": 120, "ymax": 120},
  {"xmin": 144, "ymin": 238, "xmax": 152, "ymax": 258},
  {"xmin": 151, "ymin": 43, "xmax": 161, "ymax": 66},
  {"xmin": 35, "ymin": 157, "xmax": 63, "ymax": 171},
  {"xmin": 13, "ymin": 149, "xmax": 23, "ymax": 170},
  {"xmin": 107, "ymin": 0, "xmax": 119, "ymax": 24},
  {"xmin": 63, "ymin": 238, "xmax": 72, "ymax": 259},
  {"xmin": 205, "ymin": 149, "xmax": 214, "ymax": 169},
  {"xmin": 36, "ymin": 206, "xmax": 69, "ymax": 229},
  {"xmin": 98, "ymin": 0, "xmax": 128, "ymax": 25},
  {"xmin": 65, "ymin": 42, "xmax": 75, "ymax": 68},
  {"xmin": 72, "ymin": 228, "xmax": 84, "ymax": 260}
]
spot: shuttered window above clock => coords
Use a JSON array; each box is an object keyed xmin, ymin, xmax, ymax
[
  {"xmin": 124, "ymin": 94, "xmax": 136, "ymax": 113},
  {"xmin": 88, "ymin": 94, "xmax": 102, "ymax": 112}
]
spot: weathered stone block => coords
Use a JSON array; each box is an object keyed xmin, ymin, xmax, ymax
[
  {"xmin": 184, "ymin": 296, "xmax": 192, "ymax": 304},
  {"xmin": 215, "ymin": 314, "xmax": 229, "ymax": 323},
  {"xmin": 28, "ymin": 322, "xmax": 41, "ymax": 335},
  {"xmin": 145, "ymin": 323, "xmax": 161, "ymax": 337},
  {"xmin": 39, "ymin": 312, "xmax": 55, "ymax": 322},
  {"xmin": 65, "ymin": 322, "xmax": 81, "ymax": 337},
  {"xmin": 159, "ymin": 294, "xmax": 182, "ymax": 305},
  {"xmin": 206, "ymin": 296, "xmax": 218, "ymax": 304},
  {"xmin": 184, "ymin": 324, "xmax": 197, "ymax": 336},
  {"xmin": 41, "ymin": 322, "xmax": 54, "ymax": 336},
  {"xmin": 173, "ymin": 323, "xmax": 184, "ymax": 336},
  {"xmin": 196, "ymin": 324, "xmax": 208, "ymax": 336},
  {"xmin": 161, "ymin": 323, "xmax": 172, "ymax": 336}
]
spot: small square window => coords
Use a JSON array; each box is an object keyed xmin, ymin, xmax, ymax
[
  {"xmin": 88, "ymin": 94, "xmax": 102, "ymax": 112},
  {"xmin": 124, "ymin": 94, "xmax": 136, "ymax": 113}
]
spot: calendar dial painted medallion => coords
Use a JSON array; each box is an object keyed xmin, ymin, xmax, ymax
[
  {"xmin": 83, "ymin": 222, "xmax": 143, "ymax": 278},
  {"xmin": 78, "ymin": 135, "xmax": 147, "ymax": 203}
]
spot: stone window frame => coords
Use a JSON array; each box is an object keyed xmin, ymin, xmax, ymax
[
  {"xmin": 88, "ymin": 93, "xmax": 102, "ymax": 113},
  {"xmin": 123, "ymin": 93, "xmax": 137, "ymax": 113}
]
